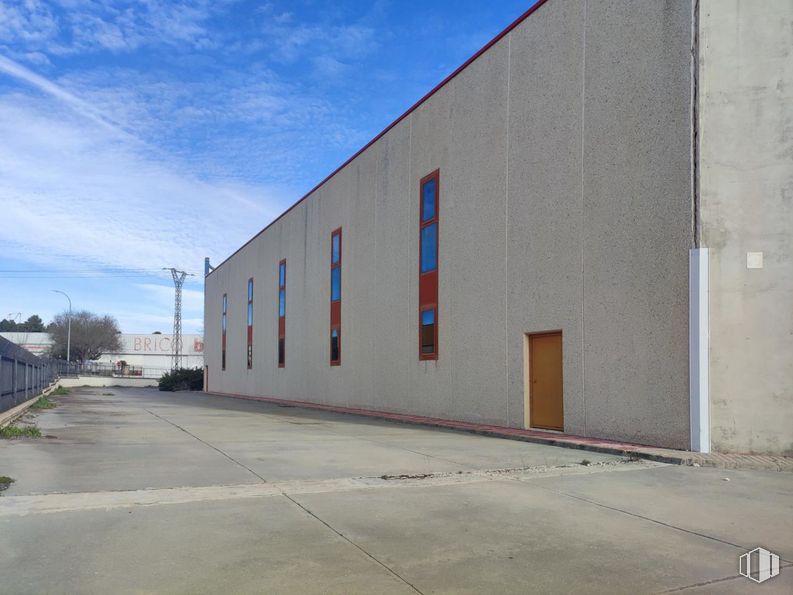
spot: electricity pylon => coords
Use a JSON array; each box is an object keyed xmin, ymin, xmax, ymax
[{"xmin": 164, "ymin": 268, "xmax": 193, "ymax": 370}]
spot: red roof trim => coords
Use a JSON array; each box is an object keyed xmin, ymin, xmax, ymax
[{"xmin": 208, "ymin": 0, "xmax": 550, "ymax": 276}]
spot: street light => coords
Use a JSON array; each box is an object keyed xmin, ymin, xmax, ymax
[{"xmin": 52, "ymin": 290, "xmax": 72, "ymax": 363}]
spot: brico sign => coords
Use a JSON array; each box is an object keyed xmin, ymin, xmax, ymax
[{"xmin": 125, "ymin": 335, "xmax": 204, "ymax": 355}]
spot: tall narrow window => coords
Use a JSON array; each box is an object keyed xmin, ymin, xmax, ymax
[
  {"xmin": 221, "ymin": 293, "xmax": 228, "ymax": 371},
  {"xmin": 330, "ymin": 228, "xmax": 342, "ymax": 365},
  {"xmin": 419, "ymin": 170, "xmax": 439, "ymax": 359},
  {"xmin": 247, "ymin": 278, "xmax": 254, "ymax": 369},
  {"xmin": 278, "ymin": 259, "xmax": 286, "ymax": 368}
]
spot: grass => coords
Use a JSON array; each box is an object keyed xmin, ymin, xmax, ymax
[
  {"xmin": 0, "ymin": 476, "xmax": 15, "ymax": 493},
  {"xmin": 0, "ymin": 424, "xmax": 42, "ymax": 439},
  {"xmin": 51, "ymin": 385, "xmax": 69, "ymax": 396},
  {"xmin": 31, "ymin": 396, "xmax": 56, "ymax": 409}
]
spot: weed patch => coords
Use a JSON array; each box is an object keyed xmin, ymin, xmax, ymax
[
  {"xmin": 0, "ymin": 476, "xmax": 15, "ymax": 493},
  {"xmin": 0, "ymin": 424, "xmax": 42, "ymax": 439},
  {"xmin": 51, "ymin": 386, "xmax": 69, "ymax": 396},
  {"xmin": 31, "ymin": 396, "xmax": 56, "ymax": 409}
]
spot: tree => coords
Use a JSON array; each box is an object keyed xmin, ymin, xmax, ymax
[
  {"xmin": 0, "ymin": 315, "xmax": 46, "ymax": 332},
  {"xmin": 48, "ymin": 311, "xmax": 123, "ymax": 362},
  {"xmin": 20, "ymin": 315, "xmax": 45, "ymax": 332}
]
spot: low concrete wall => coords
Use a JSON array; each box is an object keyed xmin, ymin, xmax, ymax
[
  {"xmin": 0, "ymin": 381, "xmax": 58, "ymax": 428},
  {"xmin": 58, "ymin": 377, "xmax": 158, "ymax": 389}
]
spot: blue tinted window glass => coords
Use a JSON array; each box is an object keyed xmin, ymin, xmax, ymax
[
  {"xmin": 420, "ymin": 223, "xmax": 437, "ymax": 273},
  {"xmin": 330, "ymin": 328, "xmax": 339, "ymax": 362},
  {"xmin": 279, "ymin": 289, "xmax": 285, "ymax": 317},
  {"xmin": 331, "ymin": 267, "xmax": 341, "ymax": 301},
  {"xmin": 247, "ymin": 303, "xmax": 253, "ymax": 325},
  {"xmin": 332, "ymin": 234, "xmax": 340, "ymax": 264},
  {"xmin": 421, "ymin": 309, "xmax": 435, "ymax": 326},
  {"xmin": 279, "ymin": 263, "xmax": 285, "ymax": 287},
  {"xmin": 422, "ymin": 178, "xmax": 436, "ymax": 221},
  {"xmin": 248, "ymin": 279, "xmax": 253, "ymax": 300}
]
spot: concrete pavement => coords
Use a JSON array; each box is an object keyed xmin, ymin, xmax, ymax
[{"xmin": 0, "ymin": 387, "xmax": 791, "ymax": 594}]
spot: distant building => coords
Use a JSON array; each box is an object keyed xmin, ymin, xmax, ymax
[
  {"xmin": 204, "ymin": 1, "xmax": 792, "ymax": 455},
  {"xmin": 0, "ymin": 332, "xmax": 52, "ymax": 357},
  {"xmin": 94, "ymin": 334, "xmax": 204, "ymax": 378},
  {"xmin": 0, "ymin": 332, "xmax": 204, "ymax": 378}
]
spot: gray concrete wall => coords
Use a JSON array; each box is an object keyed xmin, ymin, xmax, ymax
[
  {"xmin": 205, "ymin": 0, "xmax": 694, "ymax": 449},
  {"xmin": 58, "ymin": 377, "xmax": 157, "ymax": 388},
  {"xmin": 699, "ymin": 0, "xmax": 793, "ymax": 455}
]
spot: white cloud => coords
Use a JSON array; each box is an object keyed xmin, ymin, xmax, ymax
[
  {"xmin": 0, "ymin": 57, "xmax": 286, "ymax": 275},
  {"xmin": 0, "ymin": 0, "xmax": 58, "ymax": 45},
  {"xmin": 263, "ymin": 22, "xmax": 377, "ymax": 66},
  {"xmin": 137, "ymin": 283, "xmax": 203, "ymax": 313},
  {"xmin": 0, "ymin": 0, "xmax": 224, "ymax": 55},
  {"xmin": 0, "ymin": 53, "xmax": 138, "ymax": 138}
]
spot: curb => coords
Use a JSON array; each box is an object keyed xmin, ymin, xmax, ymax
[
  {"xmin": 0, "ymin": 382, "xmax": 59, "ymax": 429},
  {"xmin": 204, "ymin": 391, "xmax": 793, "ymax": 473}
]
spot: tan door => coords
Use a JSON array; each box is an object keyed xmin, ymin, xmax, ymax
[{"xmin": 528, "ymin": 332, "xmax": 563, "ymax": 431}]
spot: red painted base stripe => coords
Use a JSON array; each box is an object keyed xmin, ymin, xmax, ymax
[{"xmin": 204, "ymin": 390, "xmax": 676, "ymax": 457}]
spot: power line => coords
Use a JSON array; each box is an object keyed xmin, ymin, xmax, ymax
[
  {"xmin": 0, "ymin": 268, "xmax": 168, "ymax": 273},
  {"xmin": 0, "ymin": 268, "xmax": 199, "ymax": 279},
  {"xmin": 0, "ymin": 274, "xmax": 174, "ymax": 279}
]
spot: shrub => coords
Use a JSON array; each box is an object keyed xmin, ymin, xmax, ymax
[{"xmin": 158, "ymin": 368, "xmax": 203, "ymax": 392}]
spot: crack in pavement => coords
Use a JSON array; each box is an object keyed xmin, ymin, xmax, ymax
[
  {"xmin": 545, "ymin": 487, "xmax": 791, "ymax": 559},
  {"xmin": 141, "ymin": 407, "xmax": 424, "ymax": 595},
  {"xmin": 143, "ymin": 408, "xmax": 267, "ymax": 483},
  {"xmin": 280, "ymin": 491, "xmax": 424, "ymax": 594},
  {"xmin": 530, "ymin": 484, "xmax": 793, "ymax": 568},
  {"xmin": 654, "ymin": 561, "xmax": 793, "ymax": 593}
]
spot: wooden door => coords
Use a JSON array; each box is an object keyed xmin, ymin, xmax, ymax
[{"xmin": 528, "ymin": 332, "xmax": 563, "ymax": 431}]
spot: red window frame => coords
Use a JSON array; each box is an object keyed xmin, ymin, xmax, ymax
[
  {"xmin": 246, "ymin": 278, "xmax": 254, "ymax": 369},
  {"xmin": 419, "ymin": 170, "xmax": 439, "ymax": 360},
  {"xmin": 278, "ymin": 259, "xmax": 286, "ymax": 368},
  {"xmin": 221, "ymin": 293, "xmax": 227, "ymax": 371},
  {"xmin": 330, "ymin": 228, "xmax": 342, "ymax": 366}
]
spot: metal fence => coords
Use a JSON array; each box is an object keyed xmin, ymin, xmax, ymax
[
  {"xmin": 57, "ymin": 361, "xmax": 171, "ymax": 379},
  {"xmin": 0, "ymin": 335, "xmax": 58, "ymax": 415}
]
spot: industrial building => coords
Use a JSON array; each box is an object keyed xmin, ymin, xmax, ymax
[
  {"xmin": 0, "ymin": 332, "xmax": 204, "ymax": 379},
  {"xmin": 204, "ymin": 1, "xmax": 793, "ymax": 455}
]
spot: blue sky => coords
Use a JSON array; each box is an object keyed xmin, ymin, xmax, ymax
[{"xmin": 0, "ymin": 0, "xmax": 534, "ymax": 333}]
